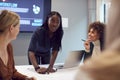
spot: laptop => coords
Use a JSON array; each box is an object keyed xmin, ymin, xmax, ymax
[{"xmin": 54, "ymin": 50, "xmax": 84, "ymax": 69}]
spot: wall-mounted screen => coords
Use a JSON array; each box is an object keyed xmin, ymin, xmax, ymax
[{"xmin": 0, "ymin": 0, "xmax": 51, "ymax": 32}]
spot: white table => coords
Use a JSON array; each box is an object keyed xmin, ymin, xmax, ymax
[{"xmin": 15, "ymin": 65, "xmax": 79, "ymax": 80}]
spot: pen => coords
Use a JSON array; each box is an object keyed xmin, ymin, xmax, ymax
[{"xmin": 81, "ymin": 39, "xmax": 86, "ymax": 42}]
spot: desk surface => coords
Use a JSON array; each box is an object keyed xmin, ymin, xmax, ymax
[{"xmin": 15, "ymin": 65, "xmax": 78, "ymax": 80}]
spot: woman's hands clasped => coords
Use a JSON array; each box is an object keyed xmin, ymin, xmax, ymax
[{"xmin": 36, "ymin": 66, "xmax": 57, "ymax": 74}]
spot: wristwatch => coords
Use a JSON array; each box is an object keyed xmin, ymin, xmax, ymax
[{"xmin": 35, "ymin": 66, "xmax": 40, "ymax": 71}]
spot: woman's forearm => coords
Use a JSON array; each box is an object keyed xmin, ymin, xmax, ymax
[
  {"xmin": 49, "ymin": 50, "xmax": 58, "ymax": 67},
  {"xmin": 28, "ymin": 51, "xmax": 39, "ymax": 68}
]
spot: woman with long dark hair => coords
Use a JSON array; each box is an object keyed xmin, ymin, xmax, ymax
[{"xmin": 28, "ymin": 11, "xmax": 63, "ymax": 74}]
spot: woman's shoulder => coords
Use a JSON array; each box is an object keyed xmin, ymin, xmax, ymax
[
  {"xmin": 34, "ymin": 27, "xmax": 47, "ymax": 35},
  {"xmin": 36, "ymin": 26, "xmax": 47, "ymax": 32}
]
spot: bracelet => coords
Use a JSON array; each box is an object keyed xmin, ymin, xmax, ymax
[{"xmin": 35, "ymin": 66, "xmax": 40, "ymax": 71}]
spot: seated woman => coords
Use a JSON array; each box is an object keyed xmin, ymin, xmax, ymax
[
  {"xmin": 83, "ymin": 21, "xmax": 105, "ymax": 61},
  {"xmin": 0, "ymin": 10, "xmax": 35, "ymax": 80},
  {"xmin": 76, "ymin": 0, "xmax": 120, "ymax": 80}
]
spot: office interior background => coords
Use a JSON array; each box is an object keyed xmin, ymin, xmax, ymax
[{"xmin": 11, "ymin": 0, "xmax": 110, "ymax": 65}]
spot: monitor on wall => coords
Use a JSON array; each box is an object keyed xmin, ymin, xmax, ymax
[{"xmin": 0, "ymin": 0, "xmax": 51, "ymax": 32}]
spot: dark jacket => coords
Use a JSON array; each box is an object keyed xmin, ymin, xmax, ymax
[{"xmin": 81, "ymin": 42, "xmax": 94, "ymax": 62}]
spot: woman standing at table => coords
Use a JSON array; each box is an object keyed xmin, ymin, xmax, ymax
[
  {"xmin": 0, "ymin": 10, "xmax": 35, "ymax": 80},
  {"xmin": 28, "ymin": 11, "xmax": 63, "ymax": 74}
]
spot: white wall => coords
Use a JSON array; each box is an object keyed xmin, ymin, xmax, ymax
[
  {"xmin": 13, "ymin": 0, "xmax": 91, "ymax": 65},
  {"xmin": 51, "ymin": 0, "xmax": 88, "ymax": 63}
]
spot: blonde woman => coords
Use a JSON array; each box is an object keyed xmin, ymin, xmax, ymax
[
  {"xmin": 76, "ymin": 0, "xmax": 120, "ymax": 80},
  {"xmin": 0, "ymin": 10, "xmax": 36, "ymax": 80}
]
